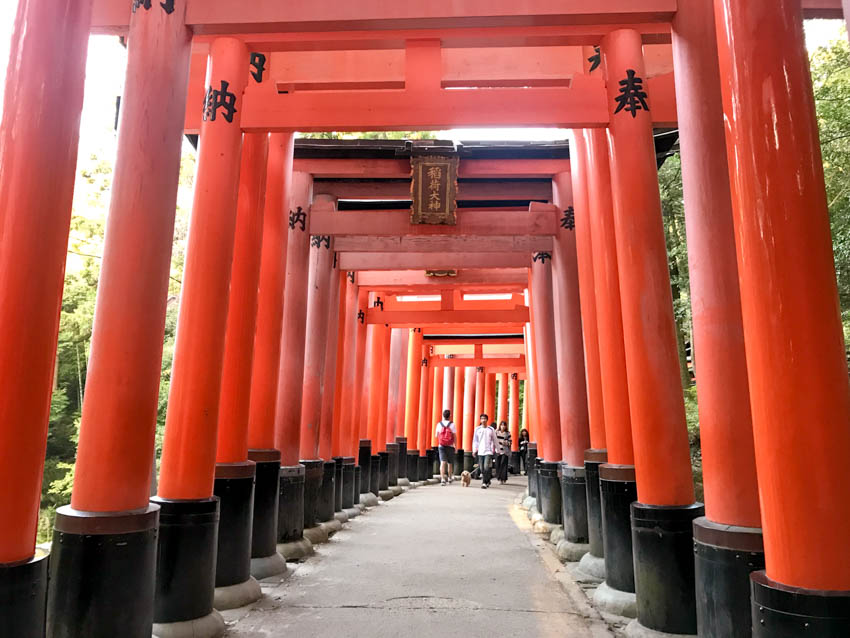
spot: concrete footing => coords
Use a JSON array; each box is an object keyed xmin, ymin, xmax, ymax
[
  {"xmin": 533, "ymin": 520, "xmax": 557, "ymax": 536},
  {"xmin": 213, "ymin": 576, "xmax": 262, "ymax": 611},
  {"xmin": 550, "ymin": 526, "xmax": 565, "ymax": 545},
  {"xmin": 303, "ymin": 526, "xmax": 329, "ymax": 545},
  {"xmin": 333, "ymin": 511, "xmax": 349, "ymax": 524},
  {"xmin": 397, "ymin": 478, "xmax": 411, "ymax": 487},
  {"xmin": 360, "ymin": 493, "xmax": 379, "ymax": 507},
  {"xmin": 425, "ymin": 478, "xmax": 440, "ymax": 485},
  {"xmin": 153, "ymin": 610, "xmax": 225, "ymax": 638},
  {"xmin": 378, "ymin": 489, "xmax": 395, "ymax": 501},
  {"xmin": 320, "ymin": 519, "xmax": 342, "ymax": 536},
  {"xmin": 556, "ymin": 539, "xmax": 590, "ymax": 563},
  {"xmin": 576, "ymin": 553, "xmax": 606, "ymax": 581},
  {"xmin": 250, "ymin": 553, "xmax": 288, "ymax": 580},
  {"xmin": 277, "ymin": 537, "xmax": 314, "ymax": 561},
  {"xmin": 390, "ymin": 485, "xmax": 403, "ymax": 497},
  {"xmin": 624, "ymin": 619, "xmax": 696, "ymax": 637},
  {"xmin": 593, "ymin": 581, "xmax": 637, "ymax": 618},
  {"xmin": 343, "ymin": 507, "xmax": 360, "ymax": 519},
  {"xmin": 522, "ymin": 496, "xmax": 536, "ymax": 510}
]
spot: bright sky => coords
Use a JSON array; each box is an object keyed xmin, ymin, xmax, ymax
[{"xmin": 0, "ymin": 5, "xmax": 845, "ymax": 156}]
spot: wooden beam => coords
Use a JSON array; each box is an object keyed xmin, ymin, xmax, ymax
[
  {"xmin": 427, "ymin": 337, "xmax": 525, "ymax": 347},
  {"xmin": 802, "ymin": 0, "xmax": 843, "ymax": 18},
  {"xmin": 310, "ymin": 207, "xmax": 557, "ymax": 237},
  {"xmin": 433, "ymin": 343, "xmax": 526, "ymax": 353},
  {"xmin": 298, "ymin": 159, "xmax": 569, "ymax": 179},
  {"xmin": 422, "ymin": 325, "xmax": 526, "ymax": 335},
  {"xmin": 334, "ymin": 235, "xmax": 553, "ymax": 253},
  {"xmin": 339, "ymin": 252, "xmax": 532, "ymax": 270},
  {"xmin": 366, "ymin": 307, "xmax": 530, "ymax": 325},
  {"xmin": 431, "ymin": 356, "xmax": 526, "ymax": 368},
  {"xmin": 356, "ymin": 269, "xmax": 529, "ymax": 291},
  {"xmin": 313, "ymin": 180, "xmax": 553, "ymax": 202}
]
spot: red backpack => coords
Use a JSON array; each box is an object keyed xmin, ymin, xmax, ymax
[{"xmin": 437, "ymin": 421, "xmax": 454, "ymax": 446}]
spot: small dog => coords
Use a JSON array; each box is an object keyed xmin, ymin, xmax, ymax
[{"xmin": 460, "ymin": 471, "xmax": 471, "ymax": 487}]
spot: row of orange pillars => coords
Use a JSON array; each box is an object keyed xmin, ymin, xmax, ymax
[{"xmin": 3, "ymin": 1, "xmax": 850, "ymax": 638}]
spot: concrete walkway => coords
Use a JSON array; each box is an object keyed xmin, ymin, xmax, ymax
[{"xmin": 223, "ymin": 481, "xmax": 616, "ymax": 637}]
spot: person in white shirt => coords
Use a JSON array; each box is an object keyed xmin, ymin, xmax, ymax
[
  {"xmin": 435, "ymin": 410, "xmax": 457, "ymax": 486},
  {"xmin": 472, "ymin": 414, "xmax": 499, "ymax": 488}
]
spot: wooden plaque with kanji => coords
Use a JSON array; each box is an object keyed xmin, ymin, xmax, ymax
[{"xmin": 410, "ymin": 155, "xmax": 459, "ymax": 225}]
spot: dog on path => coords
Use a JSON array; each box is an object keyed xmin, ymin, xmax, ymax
[{"xmin": 460, "ymin": 471, "xmax": 471, "ymax": 487}]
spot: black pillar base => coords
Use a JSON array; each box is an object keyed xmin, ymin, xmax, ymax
[
  {"xmin": 332, "ymin": 457, "xmax": 344, "ymax": 512},
  {"xmin": 151, "ymin": 498, "xmax": 218, "ymax": 624},
  {"xmin": 463, "ymin": 451, "xmax": 475, "ymax": 473},
  {"xmin": 386, "ymin": 442, "xmax": 399, "ymax": 486},
  {"xmin": 631, "ymin": 501, "xmax": 704, "ymax": 634},
  {"xmin": 407, "ymin": 450, "xmax": 420, "ymax": 481},
  {"xmin": 694, "ymin": 517, "xmax": 765, "ymax": 638},
  {"xmin": 430, "ymin": 447, "xmax": 440, "ymax": 477},
  {"xmin": 527, "ymin": 444, "xmax": 538, "ymax": 498},
  {"xmin": 418, "ymin": 455, "xmax": 429, "ymax": 481},
  {"xmin": 353, "ymin": 465, "xmax": 362, "ymax": 500},
  {"xmin": 317, "ymin": 460, "xmax": 335, "ymax": 523},
  {"xmin": 585, "ymin": 449, "xmax": 607, "ymax": 558},
  {"xmin": 559, "ymin": 463, "xmax": 589, "ymax": 544},
  {"xmin": 341, "ymin": 457, "xmax": 356, "ymax": 509},
  {"xmin": 301, "ymin": 459, "xmax": 323, "ymax": 530},
  {"xmin": 46, "ymin": 505, "xmax": 159, "ymax": 638},
  {"xmin": 370, "ymin": 455, "xmax": 380, "ymax": 496},
  {"xmin": 751, "ymin": 571, "xmax": 850, "ymax": 637},
  {"xmin": 600, "ymin": 463, "xmax": 637, "ymax": 593},
  {"xmin": 538, "ymin": 461, "xmax": 563, "ymax": 525},
  {"xmin": 213, "ymin": 462, "xmax": 256, "ymax": 588},
  {"xmin": 454, "ymin": 448, "xmax": 465, "ymax": 476},
  {"xmin": 358, "ymin": 440, "xmax": 372, "ymax": 494},
  {"xmin": 248, "ymin": 450, "xmax": 280, "ymax": 559},
  {"xmin": 509, "ymin": 450, "xmax": 520, "ymax": 474},
  {"xmin": 377, "ymin": 452, "xmax": 390, "ymax": 491},
  {"xmin": 395, "ymin": 437, "xmax": 408, "ymax": 479},
  {"xmin": 2, "ymin": 552, "xmax": 48, "ymax": 638},
  {"xmin": 278, "ymin": 464, "xmax": 305, "ymax": 543}
]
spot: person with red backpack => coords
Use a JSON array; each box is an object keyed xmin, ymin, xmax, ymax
[{"xmin": 435, "ymin": 409, "xmax": 457, "ymax": 486}]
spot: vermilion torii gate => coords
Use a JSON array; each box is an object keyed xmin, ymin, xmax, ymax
[{"xmin": 1, "ymin": 1, "xmax": 850, "ymax": 638}]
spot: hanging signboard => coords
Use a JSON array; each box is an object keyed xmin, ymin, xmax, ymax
[{"xmin": 410, "ymin": 155, "xmax": 459, "ymax": 225}]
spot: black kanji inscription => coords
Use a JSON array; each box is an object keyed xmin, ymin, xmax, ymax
[
  {"xmin": 422, "ymin": 358, "xmax": 429, "ymax": 367},
  {"xmin": 373, "ymin": 297, "xmax": 384, "ymax": 311},
  {"xmin": 477, "ymin": 366, "xmax": 485, "ymax": 373},
  {"xmin": 614, "ymin": 69, "xmax": 649, "ymax": 118},
  {"xmin": 132, "ymin": 0, "xmax": 174, "ymax": 13},
  {"xmin": 203, "ymin": 80, "xmax": 238, "ymax": 123},
  {"xmin": 348, "ymin": 271, "xmax": 355, "ymax": 284},
  {"xmin": 311, "ymin": 235, "xmax": 331, "ymax": 249},
  {"xmin": 533, "ymin": 252, "xmax": 552, "ymax": 264},
  {"xmin": 560, "ymin": 206, "xmax": 575, "ymax": 231},
  {"xmin": 289, "ymin": 207, "xmax": 306, "ymax": 231},
  {"xmin": 511, "ymin": 373, "xmax": 518, "ymax": 380},
  {"xmin": 588, "ymin": 46, "xmax": 601, "ymax": 73},
  {"xmin": 249, "ymin": 53, "xmax": 267, "ymax": 83},
  {"xmin": 357, "ymin": 309, "xmax": 365, "ymax": 324}
]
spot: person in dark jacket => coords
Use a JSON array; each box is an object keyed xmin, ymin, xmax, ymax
[{"xmin": 518, "ymin": 428, "xmax": 530, "ymax": 475}]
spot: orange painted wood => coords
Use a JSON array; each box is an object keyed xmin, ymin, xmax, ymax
[
  {"xmin": 386, "ymin": 328, "xmax": 403, "ymax": 444},
  {"xmin": 330, "ymin": 270, "xmax": 347, "ymax": 457},
  {"xmin": 394, "ymin": 328, "xmax": 410, "ymax": 440},
  {"xmin": 366, "ymin": 308, "xmax": 530, "ymax": 326},
  {"xmin": 403, "ymin": 329, "xmax": 424, "ymax": 446},
  {"xmin": 350, "ymin": 288, "xmax": 370, "ymax": 452},
  {"xmin": 453, "ymin": 367, "xmax": 465, "ymax": 446},
  {"xmin": 334, "ymin": 235, "xmax": 553, "ymax": 254},
  {"xmin": 509, "ymin": 374, "xmax": 520, "ymax": 450},
  {"xmin": 337, "ymin": 277, "xmax": 359, "ymax": 456},
  {"xmin": 357, "ymin": 268, "xmax": 528, "ymax": 291},
  {"xmin": 716, "ymin": 0, "xmax": 850, "ymax": 589},
  {"xmin": 497, "ymin": 373, "xmax": 509, "ymax": 425},
  {"xmin": 474, "ymin": 368, "xmax": 485, "ymax": 423},
  {"xmin": 431, "ymin": 361, "xmax": 444, "ymax": 446},
  {"xmin": 432, "ymin": 357, "xmax": 525, "ymax": 368},
  {"xmin": 462, "ymin": 367, "xmax": 477, "ymax": 451},
  {"xmin": 602, "ymin": 28, "xmax": 693, "ymax": 505},
  {"xmin": 422, "ymin": 324, "xmax": 527, "ymax": 335},
  {"xmin": 158, "ymin": 37, "xmax": 249, "ymax": 499},
  {"xmin": 416, "ymin": 353, "xmax": 431, "ymax": 451},
  {"xmin": 671, "ymin": 2, "xmax": 760, "ymax": 529},
  {"xmin": 310, "ymin": 208, "xmax": 558, "ymax": 237},
  {"xmin": 484, "ymin": 373, "xmax": 497, "ymax": 425},
  {"xmin": 426, "ymin": 338, "xmax": 524, "ymax": 346},
  {"xmin": 565, "ymin": 141, "xmax": 607, "ymax": 453},
  {"xmin": 248, "ymin": 133, "xmax": 295, "ymax": 451},
  {"xmin": 69, "ymin": 0, "xmax": 190, "ymax": 516},
  {"xmin": 294, "ymin": 158, "xmax": 569, "ymax": 179},
  {"xmin": 318, "ymin": 263, "xmax": 343, "ymax": 460},
  {"xmin": 313, "ymin": 179, "xmax": 552, "ymax": 202},
  {"xmin": 339, "ymin": 252, "xmax": 531, "ymax": 271},
  {"xmin": 274, "ymin": 172, "xmax": 314, "ymax": 465},
  {"xmin": 216, "ymin": 133, "xmax": 269, "ymax": 464},
  {"xmin": 378, "ymin": 326, "xmax": 393, "ymax": 450}
]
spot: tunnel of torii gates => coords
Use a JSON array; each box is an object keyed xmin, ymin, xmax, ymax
[{"xmin": 2, "ymin": 0, "xmax": 850, "ymax": 637}]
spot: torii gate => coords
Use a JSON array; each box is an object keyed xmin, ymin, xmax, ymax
[{"xmin": 1, "ymin": 2, "xmax": 849, "ymax": 638}]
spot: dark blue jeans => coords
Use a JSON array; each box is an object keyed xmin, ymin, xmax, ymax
[{"xmin": 478, "ymin": 454, "xmax": 494, "ymax": 485}]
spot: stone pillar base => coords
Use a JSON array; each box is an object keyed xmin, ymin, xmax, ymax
[
  {"xmin": 360, "ymin": 492, "xmax": 379, "ymax": 507},
  {"xmin": 574, "ymin": 552, "xmax": 606, "ymax": 582},
  {"xmin": 303, "ymin": 526, "xmax": 329, "ymax": 545},
  {"xmin": 333, "ymin": 511, "xmax": 349, "ymax": 524},
  {"xmin": 342, "ymin": 507, "xmax": 360, "ymax": 519},
  {"xmin": 751, "ymin": 571, "xmax": 850, "ymax": 637},
  {"xmin": 557, "ymin": 540, "xmax": 590, "ymax": 563},
  {"xmin": 397, "ymin": 478, "xmax": 411, "ymax": 487},
  {"xmin": 213, "ymin": 576, "xmax": 262, "ymax": 611},
  {"xmin": 250, "ymin": 552, "xmax": 288, "ymax": 580},
  {"xmin": 152, "ymin": 609, "xmax": 225, "ymax": 638},
  {"xmin": 600, "ymin": 464, "xmax": 637, "ymax": 594},
  {"xmin": 1, "ymin": 551, "xmax": 48, "ymax": 638},
  {"xmin": 319, "ymin": 519, "xmax": 342, "ymax": 537},
  {"xmin": 625, "ymin": 619, "xmax": 695, "ymax": 638},
  {"xmin": 378, "ymin": 489, "xmax": 395, "ymax": 501},
  {"xmin": 276, "ymin": 538, "xmax": 314, "ymax": 561},
  {"xmin": 593, "ymin": 581, "xmax": 637, "ymax": 618}
]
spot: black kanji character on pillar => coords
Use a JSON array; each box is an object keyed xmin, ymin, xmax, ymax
[
  {"xmin": 348, "ymin": 271, "xmax": 355, "ymax": 284},
  {"xmin": 422, "ymin": 358, "xmax": 429, "ymax": 367},
  {"xmin": 614, "ymin": 69, "xmax": 649, "ymax": 118},
  {"xmin": 133, "ymin": 0, "xmax": 175, "ymax": 15},
  {"xmin": 289, "ymin": 207, "xmax": 307, "ymax": 231},
  {"xmin": 477, "ymin": 366, "xmax": 484, "ymax": 373},
  {"xmin": 587, "ymin": 46, "xmax": 601, "ymax": 73},
  {"xmin": 357, "ymin": 309, "xmax": 365, "ymax": 324},
  {"xmin": 533, "ymin": 252, "xmax": 552, "ymax": 264},
  {"xmin": 373, "ymin": 297, "xmax": 384, "ymax": 310},
  {"xmin": 511, "ymin": 373, "xmax": 518, "ymax": 380},
  {"xmin": 249, "ymin": 53, "xmax": 267, "ymax": 83},
  {"xmin": 560, "ymin": 206, "xmax": 575, "ymax": 231},
  {"xmin": 310, "ymin": 235, "xmax": 331, "ymax": 249},
  {"xmin": 203, "ymin": 80, "xmax": 238, "ymax": 123}
]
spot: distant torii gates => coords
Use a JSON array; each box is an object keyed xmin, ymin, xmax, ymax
[{"xmin": 1, "ymin": 1, "xmax": 850, "ymax": 638}]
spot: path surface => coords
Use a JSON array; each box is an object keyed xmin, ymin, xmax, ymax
[{"xmin": 223, "ymin": 480, "xmax": 615, "ymax": 637}]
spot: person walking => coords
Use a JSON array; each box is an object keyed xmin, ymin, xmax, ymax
[
  {"xmin": 435, "ymin": 409, "xmax": 457, "ymax": 486},
  {"xmin": 518, "ymin": 428, "xmax": 530, "ymax": 475},
  {"xmin": 495, "ymin": 421, "xmax": 511, "ymax": 484},
  {"xmin": 472, "ymin": 414, "xmax": 499, "ymax": 489}
]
